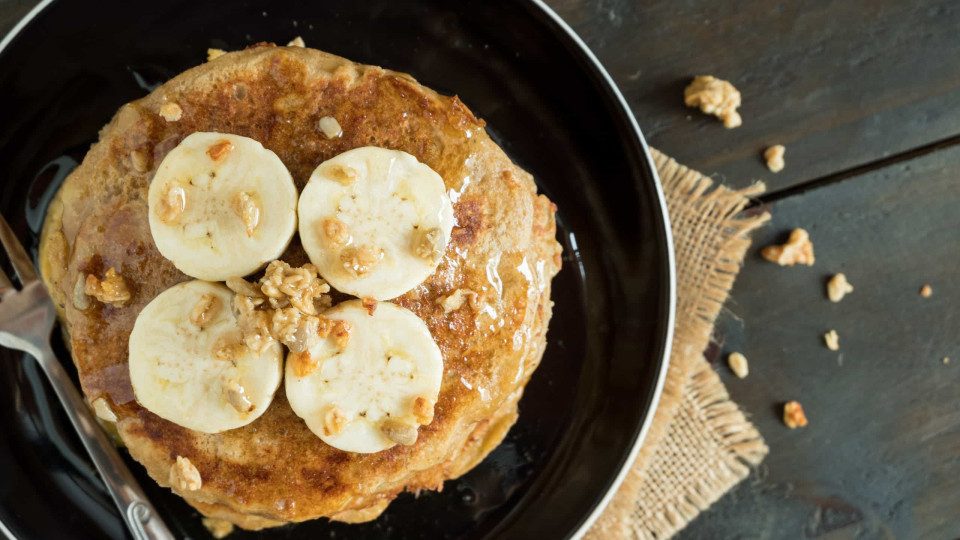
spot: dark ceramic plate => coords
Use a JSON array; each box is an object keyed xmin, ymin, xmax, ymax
[{"xmin": 0, "ymin": 1, "xmax": 674, "ymax": 538}]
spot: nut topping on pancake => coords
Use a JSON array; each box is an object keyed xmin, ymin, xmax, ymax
[
  {"xmin": 170, "ymin": 456, "xmax": 202, "ymax": 491},
  {"xmin": 84, "ymin": 268, "xmax": 131, "ymax": 307}
]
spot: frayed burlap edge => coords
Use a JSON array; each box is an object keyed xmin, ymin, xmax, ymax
[{"xmin": 585, "ymin": 149, "xmax": 770, "ymax": 539}]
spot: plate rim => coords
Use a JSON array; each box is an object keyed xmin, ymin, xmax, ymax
[{"xmin": 0, "ymin": 1, "xmax": 677, "ymax": 538}]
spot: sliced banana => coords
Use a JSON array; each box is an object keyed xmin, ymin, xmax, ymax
[
  {"xmin": 285, "ymin": 300, "xmax": 443, "ymax": 453},
  {"xmin": 148, "ymin": 132, "xmax": 298, "ymax": 281},
  {"xmin": 128, "ymin": 280, "xmax": 283, "ymax": 433},
  {"xmin": 298, "ymin": 146, "xmax": 454, "ymax": 300}
]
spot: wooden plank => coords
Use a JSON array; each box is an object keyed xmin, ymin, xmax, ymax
[
  {"xmin": 677, "ymin": 143, "xmax": 960, "ymax": 538},
  {"xmin": 548, "ymin": 0, "xmax": 960, "ymax": 194}
]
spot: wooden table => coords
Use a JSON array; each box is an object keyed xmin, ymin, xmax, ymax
[{"xmin": 2, "ymin": 1, "xmax": 957, "ymax": 538}]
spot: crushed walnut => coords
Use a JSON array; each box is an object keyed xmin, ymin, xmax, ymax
[
  {"xmin": 764, "ymin": 145, "xmax": 786, "ymax": 173},
  {"xmin": 920, "ymin": 284, "xmax": 932, "ymax": 298},
  {"xmin": 190, "ymin": 294, "xmax": 222, "ymax": 327},
  {"xmin": 318, "ymin": 116, "xmax": 343, "ymax": 138},
  {"xmin": 943, "ymin": 357, "xmax": 950, "ymax": 365},
  {"xmin": 727, "ymin": 352, "xmax": 749, "ymax": 379},
  {"xmin": 232, "ymin": 192, "xmax": 261, "ymax": 237},
  {"xmin": 225, "ymin": 379, "xmax": 255, "ymax": 413},
  {"xmin": 437, "ymin": 289, "xmax": 476, "ymax": 313},
  {"xmin": 206, "ymin": 48, "xmax": 227, "ymax": 62},
  {"xmin": 341, "ymin": 245, "xmax": 383, "ymax": 276},
  {"xmin": 323, "ymin": 405, "xmax": 347, "ymax": 437},
  {"xmin": 289, "ymin": 350, "xmax": 318, "ymax": 377},
  {"xmin": 827, "ymin": 273, "xmax": 854, "ymax": 302},
  {"xmin": 159, "ymin": 101, "xmax": 183, "ymax": 122},
  {"xmin": 156, "ymin": 184, "xmax": 186, "ymax": 223},
  {"xmin": 325, "ymin": 163, "xmax": 357, "ymax": 185},
  {"xmin": 332, "ymin": 321, "xmax": 352, "ymax": 348},
  {"xmin": 412, "ymin": 396, "xmax": 435, "ymax": 425},
  {"xmin": 169, "ymin": 456, "xmax": 201, "ymax": 491},
  {"xmin": 413, "ymin": 227, "xmax": 445, "ymax": 262},
  {"xmin": 361, "ymin": 297, "xmax": 378, "ymax": 315},
  {"xmin": 761, "ymin": 228, "xmax": 815, "ymax": 266},
  {"xmin": 84, "ymin": 268, "xmax": 131, "ymax": 307},
  {"xmin": 783, "ymin": 401, "xmax": 808, "ymax": 429},
  {"xmin": 206, "ymin": 139, "xmax": 234, "ymax": 161},
  {"xmin": 321, "ymin": 217, "xmax": 351, "ymax": 248},
  {"xmin": 259, "ymin": 260, "xmax": 330, "ymax": 314},
  {"xmin": 824, "ymin": 330, "xmax": 839, "ymax": 351},
  {"xmin": 380, "ymin": 419, "xmax": 418, "ymax": 446},
  {"xmin": 202, "ymin": 517, "xmax": 234, "ymax": 539},
  {"xmin": 684, "ymin": 75, "xmax": 742, "ymax": 128},
  {"xmin": 287, "ymin": 36, "xmax": 306, "ymax": 47}
]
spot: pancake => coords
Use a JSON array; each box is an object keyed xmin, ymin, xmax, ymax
[{"xmin": 38, "ymin": 44, "xmax": 561, "ymax": 529}]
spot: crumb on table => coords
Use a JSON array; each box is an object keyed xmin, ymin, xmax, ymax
[
  {"xmin": 764, "ymin": 145, "xmax": 786, "ymax": 173},
  {"xmin": 827, "ymin": 273, "xmax": 854, "ymax": 302},
  {"xmin": 920, "ymin": 284, "xmax": 932, "ymax": 297},
  {"xmin": 683, "ymin": 75, "xmax": 742, "ymax": 128},
  {"xmin": 824, "ymin": 329, "xmax": 840, "ymax": 351},
  {"xmin": 727, "ymin": 352, "xmax": 749, "ymax": 378},
  {"xmin": 761, "ymin": 228, "xmax": 815, "ymax": 266},
  {"xmin": 783, "ymin": 401, "xmax": 808, "ymax": 429}
]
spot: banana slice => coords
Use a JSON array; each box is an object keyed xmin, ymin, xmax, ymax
[
  {"xmin": 128, "ymin": 280, "xmax": 283, "ymax": 433},
  {"xmin": 298, "ymin": 146, "xmax": 454, "ymax": 300},
  {"xmin": 148, "ymin": 132, "xmax": 298, "ymax": 281},
  {"xmin": 285, "ymin": 300, "xmax": 443, "ymax": 453}
]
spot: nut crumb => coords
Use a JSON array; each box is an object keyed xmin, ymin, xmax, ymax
[
  {"xmin": 920, "ymin": 285, "xmax": 932, "ymax": 298},
  {"xmin": 824, "ymin": 330, "xmax": 839, "ymax": 351},
  {"xmin": 318, "ymin": 116, "xmax": 342, "ymax": 138},
  {"xmin": 764, "ymin": 145, "xmax": 785, "ymax": 173},
  {"xmin": 412, "ymin": 396, "xmax": 434, "ymax": 425},
  {"xmin": 287, "ymin": 36, "xmax": 305, "ymax": 47},
  {"xmin": 325, "ymin": 163, "xmax": 357, "ymax": 185},
  {"xmin": 943, "ymin": 357, "xmax": 950, "ymax": 365},
  {"xmin": 727, "ymin": 352, "xmax": 749, "ymax": 378},
  {"xmin": 332, "ymin": 320, "xmax": 352, "ymax": 348},
  {"xmin": 321, "ymin": 217, "xmax": 350, "ymax": 248},
  {"xmin": 156, "ymin": 184, "xmax": 186, "ymax": 223},
  {"xmin": 232, "ymin": 192, "xmax": 261, "ymax": 237},
  {"xmin": 206, "ymin": 139, "xmax": 234, "ymax": 161},
  {"xmin": 761, "ymin": 228, "xmax": 815, "ymax": 266},
  {"xmin": 202, "ymin": 517, "xmax": 234, "ymax": 539},
  {"xmin": 827, "ymin": 273, "xmax": 854, "ymax": 302},
  {"xmin": 684, "ymin": 75, "xmax": 742, "ymax": 128},
  {"xmin": 190, "ymin": 294, "xmax": 222, "ymax": 327},
  {"xmin": 159, "ymin": 101, "xmax": 183, "ymax": 122},
  {"xmin": 783, "ymin": 401, "xmax": 808, "ymax": 429},
  {"xmin": 206, "ymin": 48, "xmax": 227, "ymax": 62},
  {"xmin": 413, "ymin": 227, "xmax": 445, "ymax": 262},
  {"xmin": 380, "ymin": 419, "xmax": 418, "ymax": 446},
  {"xmin": 84, "ymin": 268, "xmax": 131, "ymax": 307},
  {"xmin": 289, "ymin": 350, "xmax": 318, "ymax": 377},
  {"xmin": 323, "ymin": 405, "xmax": 346, "ymax": 437},
  {"xmin": 437, "ymin": 289, "xmax": 479, "ymax": 314},
  {"xmin": 213, "ymin": 334, "xmax": 248, "ymax": 361},
  {"xmin": 169, "ymin": 456, "xmax": 201, "ymax": 491},
  {"xmin": 341, "ymin": 245, "xmax": 383, "ymax": 276},
  {"xmin": 361, "ymin": 297, "xmax": 378, "ymax": 315},
  {"xmin": 225, "ymin": 380, "xmax": 254, "ymax": 413}
]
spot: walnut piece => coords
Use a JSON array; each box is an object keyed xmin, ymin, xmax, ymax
[
  {"xmin": 84, "ymin": 268, "xmax": 131, "ymax": 307},
  {"xmin": 156, "ymin": 184, "xmax": 186, "ymax": 223},
  {"xmin": 684, "ymin": 75, "xmax": 742, "ymax": 128},
  {"xmin": 169, "ymin": 456, "xmax": 201, "ymax": 491},
  {"xmin": 213, "ymin": 334, "xmax": 248, "ymax": 362},
  {"xmin": 437, "ymin": 289, "xmax": 480, "ymax": 314},
  {"xmin": 159, "ymin": 101, "xmax": 183, "ymax": 122},
  {"xmin": 824, "ymin": 330, "xmax": 839, "ymax": 351},
  {"xmin": 232, "ymin": 192, "xmax": 261, "ymax": 238},
  {"xmin": 361, "ymin": 297, "xmax": 378, "ymax": 315},
  {"xmin": 325, "ymin": 163, "xmax": 357, "ymax": 185},
  {"xmin": 225, "ymin": 380, "xmax": 255, "ymax": 413},
  {"xmin": 206, "ymin": 139, "xmax": 234, "ymax": 161},
  {"xmin": 323, "ymin": 405, "xmax": 347, "ymax": 437},
  {"xmin": 727, "ymin": 352, "xmax": 749, "ymax": 379},
  {"xmin": 289, "ymin": 351, "xmax": 318, "ymax": 377},
  {"xmin": 412, "ymin": 396, "xmax": 435, "ymax": 425},
  {"xmin": 72, "ymin": 273, "xmax": 91, "ymax": 311},
  {"xmin": 202, "ymin": 517, "xmax": 234, "ymax": 539},
  {"xmin": 206, "ymin": 48, "xmax": 227, "ymax": 62},
  {"xmin": 260, "ymin": 260, "xmax": 331, "ymax": 314},
  {"xmin": 287, "ymin": 36, "xmax": 305, "ymax": 47},
  {"xmin": 341, "ymin": 245, "xmax": 383, "ymax": 276},
  {"xmin": 332, "ymin": 321, "xmax": 352, "ymax": 348},
  {"xmin": 318, "ymin": 116, "xmax": 343, "ymax": 138},
  {"xmin": 764, "ymin": 145, "xmax": 785, "ymax": 173},
  {"xmin": 322, "ymin": 217, "xmax": 351, "ymax": 248},
  {"xmin": 190, "ymin": 294, "xmax": 222, "ymax": 327},
  {"xmin": 783, "ymin": 401, "xmax": 808, "ymax": 429},
  {"xmin": 414, "ymin": 227, "xmax": 444, "ymax": 262},
  {"xmin": 827, "ymin": 273, "xmax": 854, "ymax": 302},
  {"xmin": 920, "ymin": 285, "xmax": 932, "ymax": 298},
  {"xmin": 380, "ymin": 419, "xmax": 418, "ymax": 446},
  {"xmin": 761, "ymin": 229, "xmax": 815, "ymax": 266}
]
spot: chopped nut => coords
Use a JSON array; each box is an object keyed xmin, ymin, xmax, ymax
[
  {"xmin": 214, "ymin": 334, "xmax": 248, "ymax": 361},
  {"xmin": 206, "ymin": 48, "xmax": 227, "ymax": 62},
  {"xmin": 325, "ymin": 163, "xmax": 357, "ymax": 185},
  {"xmin": 413, "ymin": 227, "xmax": 444, "ymax": 262},
  {"xmin": 289, "ymin": 350, "xmax": 318, "ymax": 377},
  {"xmin": 783, "ymin": 401, "xmax": 808, "ymax": 429},
  {"xmin": 190, "ymin": 294, "xmax": 222, "ymax": 327},
  {"xmin": 225, "ymin": 380, "xmax": 254, "ymax": 413},
  {"xmin": 268, "ymin": 307, "xmax": 319, "ymax": 352},
  {"xmin": 412, "ymin": 396, "xmax": 434, "ymax": 425},
  {"xmin": 73, "ymin": 273, "xmax": 92, "ymax": 310},
  {"xmin": 761, "ymin": 228, "xmax": 815, "ymax": 266},
  {"xmin": 84, "ymin": 268, "xmax": 131, "ymax": 307},
  {"xmin": 169, "ymin": 456, "xmax": 202, "ymax": 491},
  {"xmin": 202, "ymin": 517, "xmax": 234, "ymax": 539},
  {"xmin": 159, "ymin": 101, "xmax": 183, "ymax": 122},
  {"xmin": 130, "ymin": 149, "xmax": 150, "ymax": 173},
  {"xmin": 920, "ymin": 285, "xmax": 932, "ymax": 298},
  {"xmin": 91, "ymin": 397, "xmax": 118, "ymax": 422},
  {"xmin": 323, "ymin": 405, "xmax": 347, "ymax": 437},
  {"xmin": 260, "ymin": 260, "xmax": 330, "ymax": 314},
  {"xmin": 684, "ymin": 75, "xmax": 742, "ymax": 128},
  {"xmin": 287, "ymin": 36, "xmax": 306, "ymax": 47},
  {"xmin": 341, "ymin": 245, "xmax": 383, "ymax": 276},
  {"xmin": 232, "ymin": 192, "xmax": 261, "ymax": 237},
  {"xmin": 824, "ymin": 330, "xmax": 839, "ymax": 351},
  {"xmin": 764, "ymin": 145, "xmax": 785, "ymax": 173},
  {"xmin": 206, "ymin": 139, "xmax": 234, "ymax": 161},
  {"xmin": 361, "ymin": 297, "xmax": 378, "ymax": 315},
  {"xmin": 943, "ymin": 357, "xmax": 950, "ymax": 365},
  {"xmin": 437, "ymin": 289, "xmax": 479, "ymax": 314},
  {"xmin": 332, "ymin": 320, "xmax": 352, "ymax": 348},
  {"xmin": 727, "ymin": 352, "xmax": 749, "ymax": 378},
  {"xmin": 321, "ymin": 217, "xmax": 351, "ymax": 248},
  {"xmin": 318, "ymin": 116, "xmax": 343, "ymax": 138},
  {"xmin": 225, "ymin": 276, "xmax": 265, "ymax": 299},
  {"xmin": 156, "ymin": 184, "xmax": 186, "ymax": 223},
  {"xmin": 380, "ymin": 419, "xmax": 418, "ymax": 446},
  {"xmin": 827, "ymin": 273, "xmax": 854, "ymax": 302}
]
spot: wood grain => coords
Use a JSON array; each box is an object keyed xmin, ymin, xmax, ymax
[{"xmin": 678, "ymin": 144, "xmax": 960, "ymax": 539}]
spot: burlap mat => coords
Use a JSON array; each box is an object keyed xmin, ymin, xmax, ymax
[{"xmin": 587, "ymin": 149, "xmax": 771, "ymax": 539}]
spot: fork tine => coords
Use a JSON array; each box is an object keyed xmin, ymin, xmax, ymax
[{"xmin": 0, "ymin": 213, "xmax": 38, "ymax": 285}]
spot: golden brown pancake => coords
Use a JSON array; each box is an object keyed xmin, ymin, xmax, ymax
[{"xmin": 38, "ymin": 44, "xmax": 561, "ymax": 529}]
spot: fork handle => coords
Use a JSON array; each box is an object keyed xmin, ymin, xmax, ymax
[{"xmin": 33, "ymin": 342, "xmax": 175, "ymax": 540}]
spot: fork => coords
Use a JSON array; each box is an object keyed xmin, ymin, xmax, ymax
[{"xmin": 0, "ymin": 213, "xmax": 174, "ymax": 540}]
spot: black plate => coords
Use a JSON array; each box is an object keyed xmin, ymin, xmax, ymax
[{"xmin": 0, "ymin": 1, "xmax": 674, "ymax": 538}]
